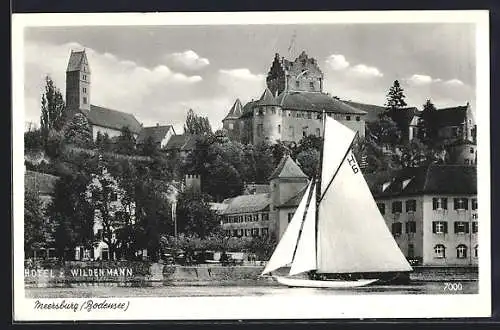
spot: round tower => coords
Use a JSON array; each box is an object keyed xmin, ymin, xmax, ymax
[{"xmin": 253, "ymin": 88, "xmax": 282, "ymax": 144}]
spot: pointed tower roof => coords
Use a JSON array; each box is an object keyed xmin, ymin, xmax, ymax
[
  {"xmin": 223, "ymin": 99, "xmax": 243, "ymax": 120},
  {"xmin": 258, "ymin": 88, "xmax": 278, "ymax": 106},
  {"xmin": 66, "ymin": 49, "xmax": 90, "ymax": 72},
  {"xmin": 269, "ymin": 155, "xmax": 308, "ymax": 180}
]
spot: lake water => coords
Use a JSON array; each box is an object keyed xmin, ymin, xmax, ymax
[{"xmin": 25, "ymin": 280, "xmax": 478, "ymax": 298}]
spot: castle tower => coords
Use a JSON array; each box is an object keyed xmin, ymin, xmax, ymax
[
  {"xmin": 222, "ymin": 99, "xmax": 243, "ymax": 141},
  {"xmin": 268, "ymin": 155, "xmax": 309, "ymax": 239},
  {"xmin": 252, "ymin": 88, "xmax": 282, "ymax": 144},
  {"xmin": 66, "ymin": 49, "xmax": 91, "ymax": 114},
  {"xmin": 266, "ymin": 51, "xmax": 324, "ymax": 96}
]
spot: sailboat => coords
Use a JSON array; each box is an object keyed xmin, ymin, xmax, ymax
[{"xmin": 261, "ymin": 114, "xmax": 413, "ymax": 288}]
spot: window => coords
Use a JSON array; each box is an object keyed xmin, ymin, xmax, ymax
[
  {"xmin": 246, "ymin": 215, "xmax": 252, "ymax": 222},
  {"xmin": 82, "ymin": 74, "xmax": 87, "ymax": 81},
  {"xmin": 406, "ymin": 221, "xmax": 417, "ymax": 233},
  {"xmin": 454, "ymin": 221, "xmax": 470, "ymax": 234},
  {"xmin": 432, "ymin": 221, "xmax": 448, "ymax": 234},
  {"xmin": 472, "ymin": 221, "xmax": 478, "ymax": 233},
  {"xmin": 252, "ymin": 228, "xmax": 259, "ymax": 236},
  {"xmin": 346, "ymin": 115, "xmax": 351, "ymax": 121},
  {"xmin": 472, "ymin": 199, "xmax": 477, "ymax": 210},
  {"xmin": 261, "ymin": 227, "xmax": 269, "ymax": 235},
  {"xmin": 288, "ymin": 213, "xmax": 294, "ymax": 223},
  {"xmin": 407, "ymin": 244, "xmax": 415, "ymax": 258},
  {"xmin": 432, "ymin": 197, "xmax": 448, "ymax": 210},
  {"xmin": 474, "ymin": 245, "xmax": 478, "ymax": 258},
  {"xmin": 253, "ymin": 214, "xmax": 259, "ymax": 222},
  {"xmin": 391, "ymin": 222, "xmax": 402, "ymax": 236},
  {"xmin": 307, "ymin": 112, "xmax": 312, "ymax": 119},
  {"xmin": 406, "ymin": 199, "xmax": 416, "ymax": 212},
  {"xmin": 83, "ymin": 97, "xmax": 87, "ymax": 104},
  {"xmin": 454, "ymin": 198, "xmax": 469, "ymax": 210},
  {"xmin": 233, "ymin": 229, "xmax": 238, "ymax": 237},
  {"xmin": 315, "ymin": 128, "xmax": 321, "ymax": 137},
  {"xmin": 271, "ymin": 108, "xmax": 276, "ymax": 115},
  {"xmin": 302, "ymin": 127, "xmax": 308, "ymax": 137},
  {"xmin": 277, "ymin": 124, "xmax": 281, "ymax": 134},
  {"xmin": 101, "ymin": 248, "xmax": 109, "ymax": 261},
  {"xmin": 262, "ymin": 213, "xmax": 269, "ymax": 221},
  {"xmin": 110, "ymin": 192, "xmax": 118, "ymax": 201},
  {"xmin": 356, "ymin": 116, "xmax": 360, "ymax": 121},
  {"xmin": 377, "ymin": 203, "xmax": 386, "ymax": 215},
  {"xmin": 245, "ymin": 229, "xmax": 250, "ymax": 237},
  {"xmin": 83, "ymin": 87, "xmax": 87, "ymax": 93},
  {"xmin": 456, "ymin": 245, "xmax": 467, "ymax": 259},
  {"xmin": 317, "ymin": 113, "xmax": 322, "ymax": 119},
  {"xmin": 295, "ymin": 80, "xmax": 300, "ymax": 88},
  {"xmin": 309, "ymin": 81, "xmax": 314, "ymax": 89},
  {"xmin": 228, "ymin": 123, "xmax": 234, "ymax": 130},
  {"xmin": 434, "ymin": 244, "xmax": 446, "ymax": 258},
  {"xmin": 464, "ymin": 159, "xmax": 470, "ymax": 165},
  {"xmin": 392, "ymin": 201, "xmax": 402, "ymax": 213}
]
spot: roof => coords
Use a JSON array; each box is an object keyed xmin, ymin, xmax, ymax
[
  {"xmin": 137, "ymin": 125, "xmax": 174, "ymax": 144},
  {"xmin": 240, "ymin": 100, "xmax": 259, "ymax": 118},
  {"xmin": 164, "ymin": 134, "xmax": 198, "ymax": 151},
  {"xmin": 223, "ymin": 99, "xmax": 243, "ymax": 121},
  {"xmin": 84, "ymin": 105, "xmax": 142, "ymax": 134},
  {"xmin": 25, "ymin": 170, "xmax": 59, "ymax": 196},
  {"xmin": 368, "ymin": 165, "xmax": 477, "ymax": 198},
  {"xmin": 269, "ymin": 155, "xmax": 308, "ymax": 180},
  {"xmin": 210, "ymin": 202, "xmax": 229, "ymax": 213},
  {"xmin": 220, "ymin": 193, "xmax": 270, "ymax": 215},
  {"xmin": 257, "ymin": 88, "xmax": 278, "ymax": 106},
  {"xmin": 344, "ymin": 101, "xmax": 420, "ymax": 126},
  {"xmin": 277, "ymin": 183, "xmax": 309, "ymax": 208},
  {"xmin": 243, "ymin": 183, "xmax": 271, "ymax": 195},
  {"xmin": 430, "ymin": 106, "xmax": 469, "ymax": 127},
  {"xmin": 343, "ymin": 101, "xmax": 388, "ymax": 122},
  {"xmin": 66, "ymin": 50, "xmax": 89, "ymax": 72},
  {"xmin": 276, "ymin": 91, "xmax": 366, "ymax": 115}
]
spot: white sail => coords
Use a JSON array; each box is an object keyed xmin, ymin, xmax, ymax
[
  {"xmin": 289, "ymin": 185, "xmax": 317, "ymax": 276},
  {"xmin": 261, "ymin": 181, "xmax": 312, "ymax": 275},
  {"xmin": 320, "ymin": 115, "xmax": 357, "ymax": 197},
  {"xmin": 316, "ymin": 148, "xmax": 413, "ymax": 273}
]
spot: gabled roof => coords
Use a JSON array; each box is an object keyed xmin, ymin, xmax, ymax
[
  {"xmin": 164, "ymin": 134, "xmax": 198, "ymax": 151},
  {"xmin": 220, "ymin": 193, "xmax": 270, "ymax": 215},
  {"xmin": 344, "ymin": 101, "xmax": 420, "ymax": 125},
  {"xmin": 343, "ymin": 101, "xmax": 388, "ymax": 122},
  {"xmin": 277, "ymin": 183, "xmax": 309, "ymax": 208},
  {"xmin": 368, "ymin": 165, "xmax": 477, "ymax": 198},
  {"xmin": 240, "ymin": 100, "xmax": 259, "ymax": 118},
  {"xmin": 269, "ymin": 155, "xmax": 308, "ymax": 180},
  {"xmin": 223, "ymin": 99, "xmax": 243, "ymax": 121},
  {"xmin": 276, "ymin": 91, "xmax": 366, "ymax": 115},
  {"xmin": 25, "ymin": 170, "xmax": 59, "ymax": 196},
  {"xmin": 257, "ymin": 88, "xmax": 278, "ymax": 106},
  {"xmin": 66, "ymin": 50, "xmax": 90, "ymax": 72},
  {"xmin": 137, "ymin": 125, "xmax": 175, "ymax": 144},
  {"xmin": 430, "ymin": 105, "xmax": 469, "ymax": 127},
  {"xmin": 84, "ymin": 105, "xmax": 142, "ymax": 134}
]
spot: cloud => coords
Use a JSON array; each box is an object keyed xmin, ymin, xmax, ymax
[
  {"xmin": 165, "ymin": 50, "xmax": 210, "ymax": 70},
  {"xmin": 219, "ymin": 68, "xmax": 265, "ymax": 82},
  {"xmin": 407, "ymin": 74, "xmax": 436, "ymax": 85},
  {"xmin": 325, "ymin": 54, "xmax": 350, "ymax": 71},
  {"xmin": 217, "ymin": 68, "xmax": 266, "ymax": 102},
  {"xmin": 444, "ymin": 78, "xmax": 465, "ymax": 86},
  {"xmin": 349, "ymin": 64, "xmax": 383, "ymax": 78}
]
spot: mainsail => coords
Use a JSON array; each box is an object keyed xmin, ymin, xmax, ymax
[
  {"xmin": 316, "ymin": 117, "xmax": 412, "ymax": 273},
  {"xmin": 261, "ymin": 181, "xmax": 312, "ymax": 275}
]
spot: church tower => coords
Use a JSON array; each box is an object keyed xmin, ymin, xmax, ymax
[{"xmin": 66, "ymin": 49, "xmax": 91, "ymax": 113}]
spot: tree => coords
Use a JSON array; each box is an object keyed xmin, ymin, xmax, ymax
[
  {"xmin": 85, "ymin": 164, "xmax": 134, "ymax": 260},
  {"xmin": 114, "ymin": 126, "xmax": 136, "ymax": 155},
  {"xmin": 184, "ymin": 108, "xmax": 212, "ymax": 135},
  {"xmin": 48, "ymin": 173, "xmax": 94, "ymax": 260},
  {"xmin": 45, "ymin": 129, "xmax": 65, "ymax": 159},
  {"xmin": 139, "ymin": 136, "xmax": 159, "ymax": 157},
  {"xmin": 24, "ymin": 129, "xmax": 44, "ymax": 151},
  {"xmin": 420, "ymin": 99, "xmax": 438, "ymax": 145},
  {"xmin": 95, "ymin": 132, "xmax": 113, "ymax": 152},
  {"xmin": 385, "ymin": 80, "xmax": 407, "ymax": 110},
  {"xmin": 292, "ymin": 134, "xmax": 323, "ymax": 158},
  {"xmin": 399, "ymin": 140, "xmax": 446, "ymax": 168},
  {"xmin": 253, "ymin": 141, "xmax": 275, "ymax": 183},
  {"xmin": 64, "ymin": 112, "xmax": 93, "ymax": 148},
  {"xmin": 25, "ymin": 189, "xmax": 51, "ymax": 256},
  {"xmin": 176, "ymin": 191, "xmax": 218, "ymax": 239},
  {"xmin": 40, "ymin": 76, "xmax": 66, "ymax": 148},
  {"xmin": 205, "ymin": 156, "xmax": 244, "ymax": 201},
  {"xmin": 296, "ymin": 148, "xmax": 320, "ymax": 178},
  {"xmin": 366, "ymin": 111, "xmax": 402, "ymax": 146}
]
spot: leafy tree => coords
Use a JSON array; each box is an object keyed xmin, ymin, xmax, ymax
[
  {"xmin": 366, "ymin": 111, "xmax": 402, "ymax": 146},
  {"xmin": 25, "ymin": 189, "xmax": 51, "ymax": 256},
  {"xmin": 292, "ymin": 134, "xmax": 323, "ymax": 158},
  {"xmin": 385, "ymin": 80, "xmax": 407, "ymax": 110},
  {"xmin": 139, "ymin": 136, "xmax": 159, "ymax": 157},
  {"xmin": 95, "ymin": 132, "xmax": 114, "ymax": 152},
  {"xmin": 176, "ymin": 191, "xmax": 218, "ymax": 239},
  {"xmin": 399, "ymin": 140, "xmax": 446, "ymax": 168},
  {"xmin": 184, "ymin": 108, "xmax": 212, "ymax": 135},
  {"xmin": 253, "ymin": 141, "xmax": 275, "ymax": 183},
  {"xmin": 45, "ymin": 129, "xmax": 65, "ymax": 159},
  {"xmin": 205, "ymin": 156, "xmax": 243, "ymax": 201},
  {"xmin": 48, "ymin": 173, "xmax": 94, "ymax": 260},
  {"xmin": 114, "ymin": 126, "xmax": 136, "ymax": 155},
  {"xmin": 420, "ymin": 99, "xmax": 439, "ymax": 145},
  {"xmin": 24, "ymin": 129, "xmax": 44, "ymax": 151},
  {"xmin": 40, "ymin": 76, "xmax": 66, "ymax": 148},
  {"xmin": 85, "ymin": 164, "xmax": 134, "ymax": 260},
  {"xmin": 247, "ymin": 234, "xmax": 278, "ymax": 261},
  {"xmin": 64, "ymin": 112, "xmax": 93, "ymax": 148},
  {"xmin": 296, "ymin": 148, "xmax": 320, "ymax": 178}
]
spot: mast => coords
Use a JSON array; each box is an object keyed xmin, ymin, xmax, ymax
[{"xmin": 315, "ymin": 110, "xmax": 327, "ymax": 261}]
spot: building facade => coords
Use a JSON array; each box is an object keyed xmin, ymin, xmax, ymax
[
  {"xmin": 222, "ymin": 51, "xmax": 367, "ymax": 145},
  {"xmin": 371, "ymin": 165, "xmax": 477, "ymax": 266}
]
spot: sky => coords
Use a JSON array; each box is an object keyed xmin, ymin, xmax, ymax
[{"xmin": 23, "ymin": 23, "xmax": 476, "ymax": 133}]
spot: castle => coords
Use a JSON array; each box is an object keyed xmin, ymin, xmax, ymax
[{"xmin": 222, "ymin": 51, "xmax": 367, "ymax": 145}]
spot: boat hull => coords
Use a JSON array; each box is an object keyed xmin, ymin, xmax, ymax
[{"xmin": 274, "ymin": 276, "xmax": 377, "ymax": 288}]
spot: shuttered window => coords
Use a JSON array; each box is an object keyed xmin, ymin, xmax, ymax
[{"xmin": 432, "ymin": 221, "xmax": 448, "ymax": 234}]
